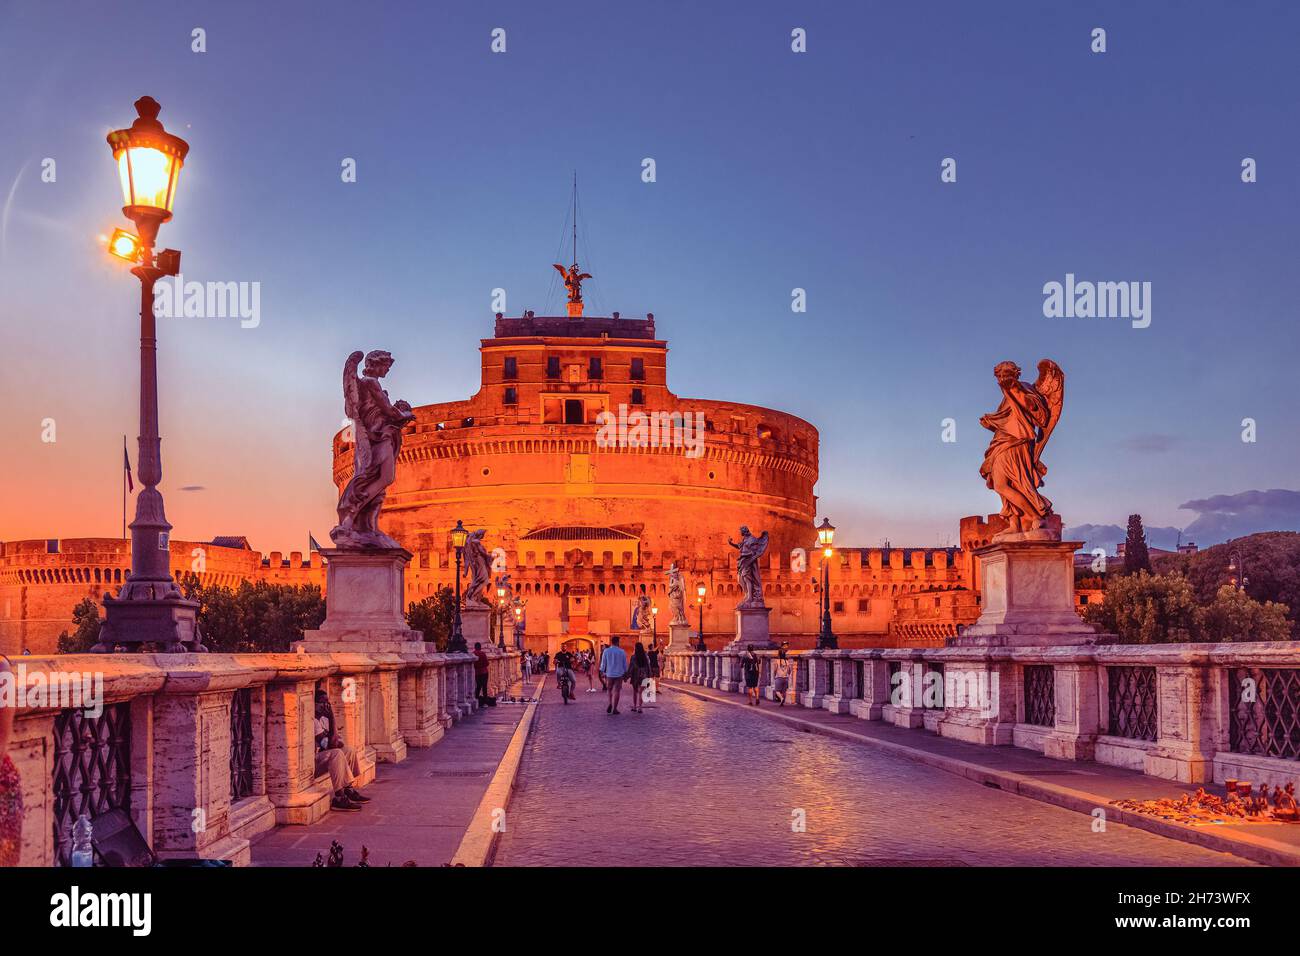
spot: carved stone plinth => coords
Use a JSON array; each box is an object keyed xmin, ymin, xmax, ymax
[
  {"xmin": 956, "ymin": 537, "xmax": 1097, "ymax": 647},
  {"xmin": 730, "ymin": 606, "xmax": 773, "ymax": 649},
  {"xmin": 459, "ymin": 604, "xmax": 492, "ymax": 650},
  {"xmin": 668, "ymin": 622, "xmax": 694, "ymax": 648},
  {"xmin": 295, "ymin": 548, "xmax": 426, "ymax": 655}
]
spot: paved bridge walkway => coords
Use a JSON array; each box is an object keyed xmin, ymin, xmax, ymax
[{"xmin": 493, "ymin": 679, "xmax": 1263, "ymax": 867}]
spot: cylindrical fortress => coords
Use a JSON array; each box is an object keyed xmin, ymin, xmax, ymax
[{"xmin": 332, "ymin": 311, "xmax": 819, "ymax": 563}]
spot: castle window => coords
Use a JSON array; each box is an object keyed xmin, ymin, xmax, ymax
[
  {"xmin": 564, "ymin": 399, "xmax": 584, "ymax": 424},
  {"xmin": 546, "ymin": 356, "xmax": 560, "ymax": 378},
  {"xmin": 630, "ymin": 358, "xmax": 645, "ymax": 381},
  {"xmin": 503, "ymin": 357, "xmax": 518, "ymax": 380},
  {"xmin": 857, "ymin": 599, "xmax": 870, "ymax": 613},
  {"xmin": 588, "ymin": 356, "xmax": 603, "ymax": 380},
  {"xmin": 833, "ymin": 601, "xmax": 845, "ymax": 614},
  {"xmin": 631, "ymin": 388, "xmax": 644, "ymax": 406},
  {"xmin": 504, "ymin": 386, "xmax": 517, "ymax": 406}
]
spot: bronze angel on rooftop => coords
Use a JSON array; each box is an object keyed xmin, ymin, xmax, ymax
[
  {"xmin": 979, "ymin": 359, "xmax": 1065, "ymax": 535},
  {"xmin": 553, "ymin": 262, "xmax": 592, "ymax": 303}
]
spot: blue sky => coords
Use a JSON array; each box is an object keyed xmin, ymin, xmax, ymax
[{"xmin": 1, "ymin": 0, "xmax": 1297, "ymax": 551}]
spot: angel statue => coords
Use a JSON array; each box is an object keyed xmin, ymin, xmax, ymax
[
  {"xmin": 553, "ymin": 262, "xmax": 592, "ymax": 303},
  {"xmin": 331, "ymin": 350, "xmax": 415, "ymax": 549},
  {"xmin": 728, "ymin": 526, "xmax": 771, "ymax": 609},
  {"xmin": 978, "ymin": 359, "xmax": 1065, "ymax": 535},
  {"xmin": 462, "ymin": 529, "xmax": 494, "ymax": 607},
  {"xmin": 666, "ymin": 562, "xmax": 688, "ymax": 625}
]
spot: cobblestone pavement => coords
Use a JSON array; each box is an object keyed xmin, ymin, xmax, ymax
[{"xmin": 493, "ymin": 681, "xmax": 1255, "ymax": 866}]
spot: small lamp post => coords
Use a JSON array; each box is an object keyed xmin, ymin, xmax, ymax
[
  {"xmin": 513, "ymin": 601, "xmax": 524, "ymax": 651},
  {"xmin": 695, "ymin": 583, "xmax": 708, "ymax": 651},
  {"xmin": 95, "ymin": 96, "xmax": 201, "ymax": 652},
  {"xmin": 1228, "ymin": 550, "xmax": 1248, "ymax": 592},
  {"xmin": 651, "ymin": 605, "xmax": 658, "ymax": 644},
  {"xmin": 496, "ymin": 580, "xmax": 508, "ymax": 649},
  {"xmin": 816, "ymin": 518, "xmax": 838, "ymax": 649},
  {"xmin": 449, "ymin": 520, "xmax": 468, "ymax": 651}
]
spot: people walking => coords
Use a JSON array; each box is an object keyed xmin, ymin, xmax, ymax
[
  {"xmin": 742, "ymin": 644, "xmax": 761, "ymax": 705},
  {"xmin": 771, "ymin": 642, "xmax": 793, "ymax": 706},
  {"xmin": 647, "ymin": 642, "xmax": 661, "ymax": 696},
  {"xmin": 585, "ymin": 648, "xmax": 600, "ymax": 692},
  {"xmin": 472, "ymin": 642, "xmax": 491, "ymax": 705},
  {"xmin": 600, "ymin": 635, "xmax": 629, "ymax": 714},
  {"xmin": 627, "ymin": 642, "xmax": 651, "ymax": 713}
]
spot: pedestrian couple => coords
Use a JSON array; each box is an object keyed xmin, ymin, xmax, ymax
[
  {"xmin": 599, "ymin": 636, "xmax": 654, "ymax": 715},
  {"xmin": 740, "ymin": 642, "xmax": 793, "ymax": 706}
]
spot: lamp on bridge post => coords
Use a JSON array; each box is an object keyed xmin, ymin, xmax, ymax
[
  {"xmin": 651, "ymin": 605, "xmax": 658, "ymax": 645},
  {"xmin": 695, "ymin": 583, "xmax": 707, "ymax": 651},
  {"xmin": 496, "ymin": 579, "xmax": 507, "ymax": 649},
  {"xmin": 448, "ymin": 520, "xmax": 468, "ymax": 652},
  {"xmin": 94, "ymin": 96, "xmax": 202, "ymax": 652},
  {"xmin": 513, "ymin": 600, "xmax": 524, "ymax": 651},
  {"xmin": 816, "ymin": 518, "xmax": 838, "ymax": 649}
]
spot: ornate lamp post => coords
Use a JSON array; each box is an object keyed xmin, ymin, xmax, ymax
[
  {"xmin": 513, "ymin": 601, "xmax": 524, "ymax": 651},
  {"xmin": 95, "ymin": 97, "xmax": 202, "ymax": 653},
  {"xmin": 1228, "ymin": 549, "xmax": 1248, "ymax": 592},
  {"xmin": 816, "ymin": 518, "xmax": 838, "ymax": 649},
  {"xmin": 448, "ymin": 520, "xmax": 468, "ymax": 652},
  {"xmin": 496, "ymin": 580, "xmax": 507, "ymax": 649},
  {"xmin": 651, "ymin": 605, "xmax": 658, "ymax": 645},
  {"xmin": 695, "ymin": 583, "xmax": 707, "ymax": 651}
]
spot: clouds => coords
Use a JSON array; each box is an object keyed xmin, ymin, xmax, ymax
[{"xmin": 1179, "ymin": 489, "xmax": 1300, "ymax": 542}]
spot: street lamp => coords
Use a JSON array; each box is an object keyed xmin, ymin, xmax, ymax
[
  {"xmin": 651, "ymin": 605, "xmax": 658, "ymax": 645},
  {"xmin": 448, "ymin": 520, "xmax": 468, "ymax": 652},
  {"xmin": 513, "ymin": 601, "xmax": 524, "ymax": 651},
  {"xmin": 1228, "ymin": 549, "xmax": 1248, "ymax": 592},
  {"xmin": 695, "ymin": 583, "xmax": 707, "ymax": 651},
  {"xmin": 496, "ymin": 579, "xmax": 507, "ymax": 649},
  {"xmin": 94, "ymin": 97, "xmax": 201, "ymax": 653},
  {"xmin": 816, "ymin": 518, "xmax": 838, "ymax": 649}
]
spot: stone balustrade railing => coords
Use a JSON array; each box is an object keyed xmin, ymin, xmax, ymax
[
  {"xmin": 3, "ymin": 646, "xmax": 520, "ymax": 867},
  {"xmin": 663, "ymin": 642, "xmax": 1300, "ymax": 790}
]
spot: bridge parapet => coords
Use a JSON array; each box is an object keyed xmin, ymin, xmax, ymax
[
  {"xmin": 1, "ymin": 647, "xmax": 518, "ymax": 867},
  {"xmin": 664, "ymin": 642, "xmax": 1300, "ymax": 791}
]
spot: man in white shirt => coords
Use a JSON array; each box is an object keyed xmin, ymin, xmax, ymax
[{"xmin": 599, "ymin": 635, "xmax": 629, "ymax": 715}]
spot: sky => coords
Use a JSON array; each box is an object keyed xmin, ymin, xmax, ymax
[{"xmin": 1, "ymin": 0, "xmax": 1297, "ymax": 554}]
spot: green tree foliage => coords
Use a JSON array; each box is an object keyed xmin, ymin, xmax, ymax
[
  {"xmin": 407, "ymin": 586, "xmax": 457, "ymax": 651},
  {"xmin": 1155, "ymin": 532, "xmax": 1300, "ymax": 638},
  {"xmin": 178, "ymin": 575, "xmax": 325, "ymax": 652},
  {"xmin": 57, "ymin": 597, "xmax": 103, "ymax": 653},
  {"xmin": 1122, "ymin": 513, "xmax": 1151, "ymax": 574},
  {"xmin": 1084, "ymin": 570, "xmax": 1292, "ymax": 643}
]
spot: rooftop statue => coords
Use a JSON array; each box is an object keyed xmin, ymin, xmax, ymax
[
  {"xmin": 979, "ymin": 359, "xmax": 1065, "ymax": 537},
  {"xmin": 553, "ymin": 262, "xmax": 592, "ymax": 303},
  {"xmin": 330, "ymin": 350, "xmax": 415, "ymax": 549},
  {"xmin": 728, "ymin": 526, "xmax": 770, "ymax": 609}
]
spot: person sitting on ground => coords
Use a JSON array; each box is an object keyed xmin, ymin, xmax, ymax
[
  {"xmin": 473, "ymin": 642, "xmax": 492, "ymax": 705},
  {"xmin": 600, "ymin": 635, "xmax": 629, "ymax": 715},
  {"xmin": 314, "ymin": 688, "xmax": 369, "ymax": 812}
]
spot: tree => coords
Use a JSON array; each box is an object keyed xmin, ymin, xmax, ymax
[
  {"xmin": 178, "ymin": 575, "xmax": 325, "ymax": 652},
  {"xmin": 1083, "ymin": 570, "xmax": 1198, "ymax": 643},
  {"xmin": 1198, "ymin": 584, "xmax": 1292, "ymax": 643},
  {"xmin": 57, "ymin": 598, "xmax": 103, "ymax": 653},
  {"xmin": 1123, "ymin": 514, "xmax": 1151, "ymax": 574},
  {"xmin": 1155, "ymin": 532, "xmax": 1300, "ymax": 638},
  {"xmin": 407, "ymin": 586, "xmax": 457, "ymax": 651}
]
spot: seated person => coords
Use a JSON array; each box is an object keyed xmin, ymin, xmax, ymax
[{"xmin": 314, "ymin": 688, "xmax": 370, "ymax": 812}]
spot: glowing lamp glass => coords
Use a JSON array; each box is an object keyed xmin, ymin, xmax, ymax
[
  {"xmin": 108, "ymin": 228, "xmax": 142, "ymax": 262},
  {"xmin": 696, "ymin": 584, "xmax": 707, "ymax": 599},
  {"xmin": 450, "ymin": 520, "xmax": 468, "ymax": 549},
  {"xmin": 116, "ymin": 146, "xmax": 181, "ymax": 213},
  {"xmin": 816, "ymin": 518, "xmax": 836, "ymax": 549}
]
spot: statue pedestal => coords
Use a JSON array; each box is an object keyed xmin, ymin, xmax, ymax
[
  {"xmin": 459, "ymin": 604, "xmax": 493, "ymax": 650},
  {"xmin": 955, "ymin": 536, "xmax": 1097, "ymax": 647},
  {"xmin": 668, "ymin": 622, "xmax": 693, "ymax": 648},
  {"xmin": 295, "ymin": 547, "xmax": 426, "ymax": 654},
  {"xmin": 729, "ymin": 605, "xmax": 774, "ymax": 649}
]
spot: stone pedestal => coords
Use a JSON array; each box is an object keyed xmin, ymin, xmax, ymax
[
  {"xmin": 956, "ymin": 536, "xmax": 1096, "ymax": 646},
  {"xmin": 459, "ymin": 604, "xmax": 492, "ymax": 650},
  {"xmin": 668, "ymin": 622, "xmax": 693, "ymax": 648},
  {"xmin": 731, "ymin": 605, "xmax": 773, "ymax": 649},
  {"xmin": 295, "ymin": 548, "xmax": 426, "ymax": 654}
]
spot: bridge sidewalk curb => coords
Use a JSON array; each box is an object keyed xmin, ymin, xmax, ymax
[
  {"xmin": 665, "ymin": 682, "xmax": 1297, "ymax": 868},
  {"xmin": 449, "ymin": 675, "xmax": 547, "ymax": 867}
]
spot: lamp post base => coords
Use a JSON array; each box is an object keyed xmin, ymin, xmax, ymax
[{"xmin": 95, "ymin": 592, "xmax": 203, "ymax": 652}]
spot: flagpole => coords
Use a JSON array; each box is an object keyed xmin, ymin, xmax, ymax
[{"xmin": 122, "ymin": 434, "xmax": 127, "ymax": 540}]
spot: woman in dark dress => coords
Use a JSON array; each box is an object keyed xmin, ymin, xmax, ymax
[{"xmin": 627, "ymin": 642, "xmax": 652, "ymax": 714}]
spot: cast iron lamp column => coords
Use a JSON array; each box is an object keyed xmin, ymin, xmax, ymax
[
  {"xmin": 448, "ymin": 520, "xmax": 468, "ymax": 652},
  {"xmin": 95, "ymin": 97, "xmax": 201, "ymax": 653},
  {"xmin": 496, "ymin": 580, "xmax": 507, "ymax": 650},
  {"xmin": 695, "ymin": 583, "xmax": 707, "ymax": 651},
  {"xmin": 1228, "ymin": 549, "xmax": 1248, "ymax": 592},
  {"xmin": 816, "ymin": 518, "xmax": 838, "ymax": 649}
]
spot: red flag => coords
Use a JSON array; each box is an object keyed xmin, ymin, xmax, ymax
[{"xmin": 123, "ymin": 443, "xmax": 134, "ymax": 492}]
